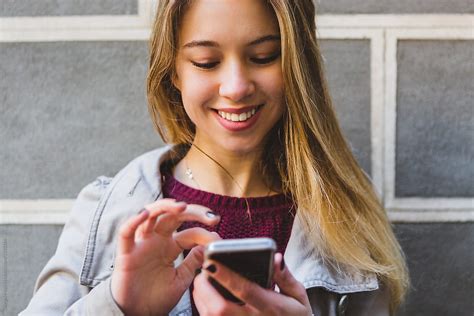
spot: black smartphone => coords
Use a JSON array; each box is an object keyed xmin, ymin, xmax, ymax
[{"xmin": 204, "ymin": 237, "xmax": 276, "ymax": 304}]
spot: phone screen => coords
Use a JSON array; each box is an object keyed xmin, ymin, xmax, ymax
[{"xmin": 207, "ymin": 249, "xmax": 274, "ymax": 304}]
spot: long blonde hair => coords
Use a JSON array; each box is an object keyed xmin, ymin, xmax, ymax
[{"xmin": 147, "ymin": 0, "xmax": 409, "ymax": 312}]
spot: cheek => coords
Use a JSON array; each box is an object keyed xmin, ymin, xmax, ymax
[
  {"xmin": 260, "ymin": 68, "xmax": 285, "ymax": 108},
  {"xmin": 272, "ymin": 68, "xmax": 285, "ymax": 97},
  {"xmin": 180, "ymin": 72, "xmax": 216, "ymax": 113}
]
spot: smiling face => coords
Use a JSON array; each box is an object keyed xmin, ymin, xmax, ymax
[{"xmin": 174, "ymin": 0, "xmax": 285, "ymax": 156}]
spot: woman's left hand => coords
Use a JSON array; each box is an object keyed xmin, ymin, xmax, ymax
[{"xmin": 193, "ymin": 253, "xmax": 312, "ymax": 316}]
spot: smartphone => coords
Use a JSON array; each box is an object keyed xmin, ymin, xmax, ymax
[{"xmin": 204, "ymin": 237, "xmax": 277, "ymax": 304}]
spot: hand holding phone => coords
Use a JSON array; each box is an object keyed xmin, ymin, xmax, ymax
[
  {"xmin": 204, "ymin": 237, "xmax": 276, "ymax": 304},
  {"xmin": 194, "ymin": 245, "xmax": 312, "ymax": 315}
]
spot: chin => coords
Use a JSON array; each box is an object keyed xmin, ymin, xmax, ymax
[{"xmin": 219, "ymin": 139, "xmax": 265, "ymax": 156}]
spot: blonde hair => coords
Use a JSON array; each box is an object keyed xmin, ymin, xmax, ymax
[{"xmin": 147, "ymin": 0, "xmax": 409, "ymax": 312}]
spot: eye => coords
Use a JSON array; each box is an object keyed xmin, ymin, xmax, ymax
[
  {"xmin": 190, "ymin": 52, "xmax": 281, "ymax": 69},
  {"xmin": 251, "ymin": 52, "xmax": 281, "ymax": 65},
  {"xmin": 191, "ymin": 61, "xmax": 219, "ymax": 69}
]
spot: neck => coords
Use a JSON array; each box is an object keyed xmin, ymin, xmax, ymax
[{"xmin": 173, "ymin": 141, "xmax": 273, "ymax": 197}]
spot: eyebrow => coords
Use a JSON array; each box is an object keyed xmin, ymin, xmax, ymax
[{"xmin": 182, "ymin": 34, "xmax": 281, "ymax": 49}]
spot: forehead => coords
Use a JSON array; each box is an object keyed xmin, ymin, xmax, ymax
[{"xmin": 178, "ymin": 0, "xmax": 279, "ymax": 46}]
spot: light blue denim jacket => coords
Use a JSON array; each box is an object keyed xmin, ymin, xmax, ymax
[{"xmin": 21, "ymin": 146, "xmax": 389, "ymax": 316}]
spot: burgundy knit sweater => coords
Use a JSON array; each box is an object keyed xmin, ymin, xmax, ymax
[{"xmin": 162, "ymin": 171, "xmax": 296, "ymax": 314}]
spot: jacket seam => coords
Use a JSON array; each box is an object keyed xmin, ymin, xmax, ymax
[
  {"xmin": 80, "ymin": 171, "xmax": 129, "ymax": 285},
  {"xmin": 303, "ymin": 279, "xmax": 379, "ymax": 293}
]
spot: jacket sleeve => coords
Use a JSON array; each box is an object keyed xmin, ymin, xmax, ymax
[
  {"xmin": 343, "ymin": 284, "xmax": 391, "ymax": 316},
  {"xmin": 307, "ymin": 284, "xmax": 390, "ymax": 316},
  {"xmin": 19, "ymin": 177, "xmax": 124, "ymax": 316}
]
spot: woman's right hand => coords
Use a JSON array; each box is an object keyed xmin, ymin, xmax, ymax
[{"xmin": 110, "ymin": 198, "xmax": 221, "ymax": 316}]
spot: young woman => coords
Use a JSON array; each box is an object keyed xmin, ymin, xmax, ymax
[{"xmin": 22, "ymin": 0, "xmax": 409, "ymax": 315}]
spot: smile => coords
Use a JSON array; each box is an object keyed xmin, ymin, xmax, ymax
[{"xmin": 217, "ymin": 104, "xmax": 264, "ymax": 122}]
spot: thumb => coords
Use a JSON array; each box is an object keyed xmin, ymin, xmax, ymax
[
  {"xmin": 177, "ymin": 245, "xmax": 205, "ymax": 285},
  {"xmin": 273, "ymin": 253, "xmax": 310, "ymax": 306}
]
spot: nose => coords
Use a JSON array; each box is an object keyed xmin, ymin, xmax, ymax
[{"xmin": 218, "ymin": 61, "xmax": 255, "ymax": 102}]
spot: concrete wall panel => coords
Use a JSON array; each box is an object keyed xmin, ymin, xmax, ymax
[
  {"xmin": 320, "ymin": 40, "xmax": 372, "ymax": 175},
  {"xmin": 395, "ymin": 223, "xmax": 474, "ymax": 316},
  {"xmin": 0, "ymin": 41, "xmax": 163, "ymax": 199},
  {"xmin": 317, "ymin": 0, "xmax": 474, "ymax": 14},
  {"xmin": 0, "ymin": 0, "xmax": 138, "ymax": 17},
  {"xmin": 395, "ymin": 40, "xmax": 474, "ymax": 197},
  {"xmin": 0, "ymin": 225, "xmax": 63, "ymax": 315}
]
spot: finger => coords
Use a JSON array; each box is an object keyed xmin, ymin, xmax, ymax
[
  {"xmin": 174, "ymin": 231, "xmax": 221, "ymax": 286},
  {"xmin": 273, "ymin": 253, "xmax": 310, "ymax": 306},
  {"xmin": 142, "ymin": 199, "xmax": 187, "ymax": 235},
  {"xmin": 202, "ymin": 260, "xmax": 274, "ymax": 311},
  {"xmin": 177, "ymin": 204, "xmax": 220, "ymax": 224},
  {"xmin": 154, "ymin": 204, "xmax": 220, "ymax": 236},
  {"xmin": 173, "ymin": 228, "xmax": 221, "ymax": 249},
  {"xmin": 118, "ymin": 210, "xmax": 150, "ymax": 254},
  {"xmin": 193, "ymin": 272, "xmax": 251, "ymax": 316},
  {"xmin": 144, "ymin": 198, "xmax": 186, "ymax": 213},
  {"xmin": 193, "ymin": 272, "xmax": 222, "ymax": 315},
  {"xmin": 176, "ymin": 245, "xmax": 205, "ymax": 284}
]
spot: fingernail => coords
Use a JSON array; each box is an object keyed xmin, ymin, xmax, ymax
[
  {"xmin": 205, "ymin": 264, "xmax": 217, "ymax": 273},
  {"xmin": 176, "ymin": 201, "xmax": 187, "ymax": 206},
  {"xmin": 280, "ymin": 258, "xmax": 285, "ymax": 271},
  {"xmin": 195, "ymin": 268, "xmax": 202, "ymax": 276},
  {"xmin": 206, "ymin": 211, "xmax": 218, "ymax": 219},
  {"xmin": 138, "ymin": 208, "xmax": 147, "ymax": 214}
]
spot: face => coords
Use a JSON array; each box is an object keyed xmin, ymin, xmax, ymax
[{"xmin": 174, "ymin": 0, "xmax": 284, "ymax": 155}]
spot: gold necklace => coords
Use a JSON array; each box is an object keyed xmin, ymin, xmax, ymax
[{"xmin": 184, "ymin": 143, "xmax": 272, "ymax": 223}]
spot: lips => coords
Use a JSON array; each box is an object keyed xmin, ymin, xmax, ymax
[
  {"xmin": 216, "ymin": 104, "xmax": 264, "ymax": 122},
  {"xmin": 212, "ymin": 104, "xmax": 264, "ymax": 132}
]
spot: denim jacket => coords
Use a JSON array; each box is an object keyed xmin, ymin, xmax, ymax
[{"xmin": 21, "ymin": 146, "xmax": 389, "ymax": 316}]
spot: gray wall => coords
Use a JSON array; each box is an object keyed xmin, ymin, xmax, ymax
[
  {"xmin": 1, "ymin": 41, "xmax": 159, "ymax": 199},
  {"xmin": 317, "ymin": 0, "xmax": 474, "ymax": 14},
  {"xmin": 0, "ymin": 1, "xmax": 138, "ymax": 16},
  {"xmin": 1, "ymin": 1, "xmax": 473, "ymax": 315},
  {"xmin": 396, "ymin": 40, "xmax": 474, "ymax": 197}
]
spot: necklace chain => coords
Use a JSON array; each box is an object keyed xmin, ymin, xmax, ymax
[{"xmin": 184, "ymin": 143, "xmax": 274, "ymax": 223}]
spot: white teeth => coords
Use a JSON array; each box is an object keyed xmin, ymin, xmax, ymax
[{"xmin": 217, "ymin": 106, "xmax": 261, "ymax": 122}]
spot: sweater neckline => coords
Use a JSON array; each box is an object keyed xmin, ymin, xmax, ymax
[{"xmin": 162, "ymin": 172, "xmax": 293, "ymax": 211}]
